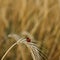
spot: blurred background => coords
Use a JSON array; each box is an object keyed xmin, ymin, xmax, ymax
[{"xmin": 0, "ymin": 0, "xmax": 60, "ymax": 60}]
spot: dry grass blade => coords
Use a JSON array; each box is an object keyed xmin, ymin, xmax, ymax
[
  {"xmin": 44, "ymin": 0, "xmax": 48, "ymax": 18},
  {"xmin": 29, "ymin": 43, "xmax": 47, "ymax": 60},
  {"xmin": 1, "ymin": 38, "xmax": 23, "ymax": 60},
  {"xmin": 1, "ymin": 32, "xmax": 41, "ymax": 60}
]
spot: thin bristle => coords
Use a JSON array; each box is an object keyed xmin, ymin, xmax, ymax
[
  {"xmin": 29, "ymin": 43, "xmax": 47, "ymax": 60},
  {"xmin": 8, "ymin": 34, "xmax": 21, "ymax": 40}
]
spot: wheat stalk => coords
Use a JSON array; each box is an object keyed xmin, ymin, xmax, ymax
[{"xmin": 1, "ymin": 32, "xmax": 41, "ymax": 60}]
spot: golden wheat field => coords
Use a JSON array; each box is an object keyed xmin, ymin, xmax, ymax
[{"xmin": 0, "ymin": 0, "xmax": 60, "ymax": 60}]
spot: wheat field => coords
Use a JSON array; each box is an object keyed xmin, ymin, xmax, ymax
[{"xmin": 0, "ymin": 0, "xmax": 60, "ymax": 60}]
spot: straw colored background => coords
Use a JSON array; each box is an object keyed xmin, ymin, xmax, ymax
[{"xmin": 0, "ymin": 0, "xmax": 60, "ymax": 60}]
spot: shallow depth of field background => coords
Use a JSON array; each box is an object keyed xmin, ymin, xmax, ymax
[{"xmin": 0, "ymin": 0, "xmax": 60, "ymax": 60}]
